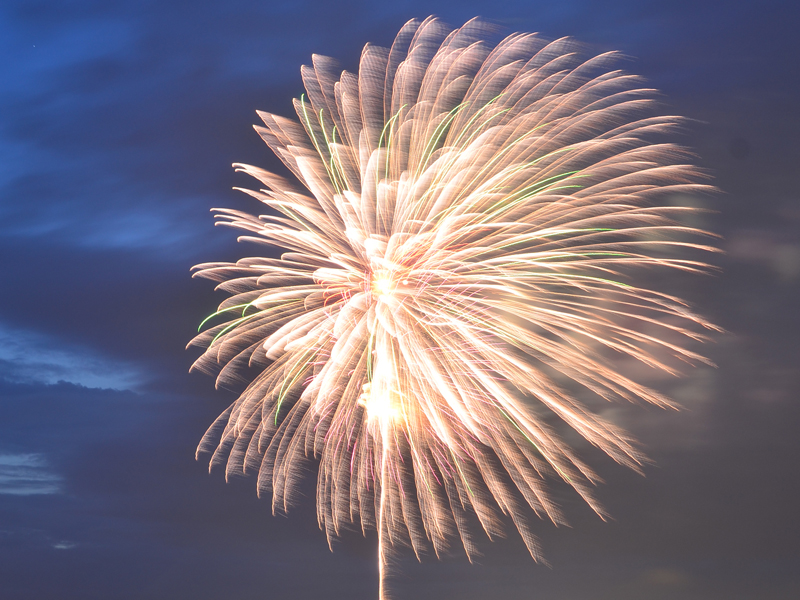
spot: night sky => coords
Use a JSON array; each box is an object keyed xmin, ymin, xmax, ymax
[{"xmin": 2, "ymin": 1, "xmax": 799, "ymax": 598}]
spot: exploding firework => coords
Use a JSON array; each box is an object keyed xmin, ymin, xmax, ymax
[{"xmin": 190, "ymin": 17, "xmax": 718, "ymax": 598}]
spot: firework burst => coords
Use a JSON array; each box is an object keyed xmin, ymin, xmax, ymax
[{"xmin": 190, "ymin": 17, "xmax": 719, "ymax": 598}]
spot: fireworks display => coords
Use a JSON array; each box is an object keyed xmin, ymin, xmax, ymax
[{"xmin": 190, "ymin": 17, "xmax": 718, "ymax": 598}]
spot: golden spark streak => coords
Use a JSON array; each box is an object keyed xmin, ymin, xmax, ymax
[{"xmin": 189, "ymin": 16, "xmax": 719, "ymax": 599}]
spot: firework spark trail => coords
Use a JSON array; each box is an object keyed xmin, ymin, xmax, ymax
[{"xmin": 190, "ymin": 17, "xmax": 719, "ymax": 598}]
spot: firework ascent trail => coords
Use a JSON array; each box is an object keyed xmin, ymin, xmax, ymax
[{"xmin": 189, "ymin": 17, "xmax": 720, "ymax": 598}]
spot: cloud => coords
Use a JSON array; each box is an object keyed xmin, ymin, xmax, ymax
[
  {"xmin": 0, "ymin": 453, "xmax": 61, "ymax": 495},
  {"xmin": 0, "ymin": 321, "xmax": 143, "ymax": 390},
  {"xmin": 727, "ymin": 230, "xmax": 800, "ymax": 282},
  {"xmin": 0, "ymin": 1, "xmax": 798, "ymax": 598},
  {"xmin": 51, "ymin": 541, "xmax": 77, "ymax": 550}
]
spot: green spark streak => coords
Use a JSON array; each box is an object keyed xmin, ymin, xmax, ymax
[
  {"xmin": 450, "ymin": 451, "xmax": 475, "ymax": 498},
  {"xmin": 435, "ymin": 120, "xmax": 557, "ymax": 222},
  {"xmin": 476, "ymin": 146, "xmax": 581, "ymax": 217},
  {"xmin": 198, "ymin": 303, "xmax": 254, "ymax": 331},
  {"xmin": 482, "ymin": 170, "xmax": 580, "ymax": 217},
  {"xmin": 446, "ymin": 94, "xmax": 507, "ymax": 155},
  {"xmin": 495, "ymin": 405, "xmax": 570, "ymax": 482},
  {"xmin": 209, "ymin": 310, "xmax": 265, "ymax": 346},
  {"xmin": 204, "ymin": 298, "xmax": 305, "ymax": 346},
  {"xmin": 275, "ymin": 349, "xmax": 316, "ymax": 424},
  {"xmin": 416, "ymin": 101, "xmax": 468, "ymax": 176},
  {"xmin": 319, "ymin": 111, "xmax": 346, "ymax": 194},
  {"xmin": 468, "ymin": 227, "xmax": 620, "ymax": 258},
  {"xmin": 531, "ymin": 272, "xmax": 633, "ymax": 289},
  {"xmin": 530, "ymin": 251, "xmax": 629, "ymax": 260},
  {"xmin": 511, "ymin": 170, "xmax": 583, "ymax": 198},
  {"xmin": 466, "ymin": 265, "xmax": 634, "ymax": 290},
  {"xmin": 366, "ymin": 328, "xmax": 375, "ymax": 382},
  {"xmin": 298, "ymin": 95, "xmax": 341, "ymax": 194},
  {"xmin": 299, "ymin": 94, "xmax": 322, "ymax": 152},
  {"xmin": 412, "ymin": 98, "xmax": 510, "ymax": 216},
  {"xmin": 376, "ymin": 105, "xmax": 407, "ymax": 185},
  {"xmin": 279, "ymin": 205, "xmax": 317, "ymax": 234}
]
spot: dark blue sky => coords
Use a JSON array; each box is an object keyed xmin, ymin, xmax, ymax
[{"xmin": 1, "ymin": 1, "xmax": 799, "ymax": 598}]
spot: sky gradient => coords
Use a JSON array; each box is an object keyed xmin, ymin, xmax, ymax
[{"xmin": 1, "ymin": 1, "xmax": 799, "ymax": 598}]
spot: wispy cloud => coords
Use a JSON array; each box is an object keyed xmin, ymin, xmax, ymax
[
  {"xmin": 52, "ymin": 541, "xmax": 77, "ymax": 550},
  {"xmin": 0, "ymin": 453, "xmax": 61, "ymax": 495},
  {"xmin": 0, "ymin": 321, "xmax": 143, "ymax": 390}
]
